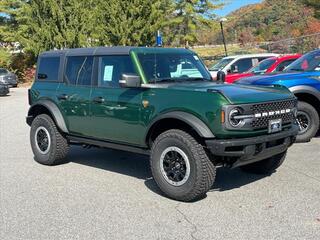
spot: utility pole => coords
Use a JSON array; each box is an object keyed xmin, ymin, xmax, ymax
[{"xmin": 220, "ymin": 18, "xmax": 228, "ymax": 56}]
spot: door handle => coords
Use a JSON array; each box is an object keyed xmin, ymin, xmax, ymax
[
  {"xmin": 93, "ymin": 96, "xmax": 105, "ymax": 104},
  {"xmin": 57, "ymin": 94, "xmax": 68, "ymax": 100}
]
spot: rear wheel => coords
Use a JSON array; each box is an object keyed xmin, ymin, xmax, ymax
[
  {"xmin": 296, "ymin": 101, "xmax": 319, "ymax": 143},
  {"xmin": 30, "ymin": 114, "xmax": 69, "ymax": 165},
  {"xmin": 150, "ymin": 129, "xmax": 216, "ymax": 202},
  {"xmin": 240, "ymin": 151, "xmax": 287, "ymax": 175}
]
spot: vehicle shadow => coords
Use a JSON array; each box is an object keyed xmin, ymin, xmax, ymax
[{"xmin": 68, "ymin": 146, "xmax": 267, "ymax": 197}]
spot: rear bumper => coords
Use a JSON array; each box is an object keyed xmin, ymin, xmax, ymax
[
  {"xmin": 0, "ymin": 86, "xmax": 9, "ymax": 96},
  {"xmin": 205, "ymin": 125, "xmax": 299, "ymax": 168}
]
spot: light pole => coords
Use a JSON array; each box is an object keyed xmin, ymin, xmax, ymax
[{"xmin": 220, "ymin": 18, "xmax": 228, "ymax": 56}]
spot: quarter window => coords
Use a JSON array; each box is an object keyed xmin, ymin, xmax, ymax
[
  {"xmin": 98, "ymin": 55, "xmax": 136, "ymax": 87},
  {"xmin": 37, "ymin": 57, "xmax": 60, "ymax": 81},
  {"xmin": 65, "ymin": 56, "xmax": 93, "ymax": 86}
]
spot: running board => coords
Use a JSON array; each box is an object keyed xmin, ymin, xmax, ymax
[{"xmin": 67, "ymin": 136, "xmax": 150, "ymax": 155}]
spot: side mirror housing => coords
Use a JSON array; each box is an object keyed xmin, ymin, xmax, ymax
[
  {"xmin": 119, "ymin": 74, "xmax": 141, "ymax": 88},
  {"xmin": 216, "ymin": 70, "xmax": 226, "ymax": 83}
]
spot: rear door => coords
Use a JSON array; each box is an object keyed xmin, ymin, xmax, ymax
[
  {"xmin": 57, "ymin": 56, "xmax": 93, "ymax": 136},
  {"xmin": 90, "ymin": 55, "xmax": 145, "ymax": 145}
]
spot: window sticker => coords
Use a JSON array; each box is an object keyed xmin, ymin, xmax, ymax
[{"xmin": 103, "ymin": 65, "xmax": 114, "ymax": 82}]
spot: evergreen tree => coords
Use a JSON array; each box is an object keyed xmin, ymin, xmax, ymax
[{"xmin": 170, "ymin": 0, "xmax": 222, "ymax": 47}]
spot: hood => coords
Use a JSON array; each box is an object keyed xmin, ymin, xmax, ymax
[
  {"xmin": 151, "ymin": 81, "xmax": 294, "ymax": 104},
  {"xmin": 237, "ymin": 71, "xmax": 319, "ymax": 85}
]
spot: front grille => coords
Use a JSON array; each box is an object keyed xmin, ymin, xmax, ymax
[{"xmin": 250, "ymin": 99, "xmax": 297, "ymax": 129}]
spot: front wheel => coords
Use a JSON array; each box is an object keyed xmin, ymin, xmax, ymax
[
  {"xmin": 150, "ymin": 129, "xmax": 216, "ymax": 202},
  {"xmin": 296, "ymin": 101, "xmax": 319, "ymax": 143},
  {"xmin": 240, "ymin": 151, "xmax": 287, "ymax": 175}
]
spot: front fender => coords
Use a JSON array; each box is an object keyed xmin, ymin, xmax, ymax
[{"xmin": 146, "ymin": 111, "xmax": 215, "ymax": 140}]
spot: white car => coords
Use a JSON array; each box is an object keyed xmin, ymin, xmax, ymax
[{"xmin": 209, "ymin": 53, "xmax": 279, "ymax": 79}]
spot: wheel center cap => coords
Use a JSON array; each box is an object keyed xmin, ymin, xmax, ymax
[{"xmin": 175, "ymin": 162, "xmax": 181, "ymax": 169}]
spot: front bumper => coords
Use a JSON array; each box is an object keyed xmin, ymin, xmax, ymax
[{"xmin": 205, "ymin": 125, "xmax": 299, "ymax": 168}]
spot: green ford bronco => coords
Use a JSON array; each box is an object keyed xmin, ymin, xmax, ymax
[{"xmin": 27, "ymin": 47, "xmax": 299, "ymax": 201}]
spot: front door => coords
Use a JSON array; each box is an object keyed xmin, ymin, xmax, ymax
[{"xmin": 90, "ymin": 55, "xmax": 145, "ymax": 146}]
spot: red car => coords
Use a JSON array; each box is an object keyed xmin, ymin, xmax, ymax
[{"xmin": 225, "ymin": 54, "xmax": 302, "ymax": 83}]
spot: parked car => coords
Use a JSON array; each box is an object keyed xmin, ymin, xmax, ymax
[
  {"xmin": 225, "ymin": 54, "xmax": 301, "ymax": 83},
  {"xmin": 27, "ymin": 47, "xmax": 298, "ymax": 202},
  {"xmin": 237, "ymin": 49, "xmax": 320, "ymax": 143},
  {"xmin": 0, "ymin": 82, "xmax": 9, "ymax": 96},
  {"xmin": 0, "ymin": 68, "xmax": 18, "ymax": 87},
  {"xmin": 209, "ymin": 53, "xmax": 279, "ymax": 79}
]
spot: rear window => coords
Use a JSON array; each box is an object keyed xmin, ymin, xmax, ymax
[{"xmin": 37, "ymin": 57, "xmax": 60, "ymax": 81}]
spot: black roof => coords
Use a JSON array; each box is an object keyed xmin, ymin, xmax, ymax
[
  {"xmin": 39, "ymin": 46, "xmax": 193, "ymax": 57},
  {"xmin": 40, "ymin": 46, "xmax": 135, "ymax": 57}
]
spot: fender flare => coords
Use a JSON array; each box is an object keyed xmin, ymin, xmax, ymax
[
  {"xmin": 27, "ymin": 99, "xmax": 69, "ymax": 133},
  {"xmin": 289, "ymin": 85, "xmax": 320, "ymax": 101},
  {"xmin": 146, "ymin": 111, "xmax": 215, "ymax": 142}
]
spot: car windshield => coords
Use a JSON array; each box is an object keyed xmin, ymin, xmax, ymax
[
  {"xmin": 285, "ymin": 51, "xmax": 320, "ymax": 72},
  {"xmin": 209, "ymin": 58, "xmax": 234, "ymax": 71},
  {"xmin": 137, "ymin": 52, "xmax": 212, "ymax": 83},
  {"xmin": 0, "ymin": 68, "xmax": 8, "ymax": 75},
  {"xmin": 249, "ymin": 58, "xmax": 276, "ymax": 74}
]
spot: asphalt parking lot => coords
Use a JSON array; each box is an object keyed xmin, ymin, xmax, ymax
[{"xmin": 0, "ymin": 87, "xmax": 319, "ymax": 240}]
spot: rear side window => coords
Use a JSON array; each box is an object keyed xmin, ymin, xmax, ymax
[
  {"xmin": 37, "ymin": 57, "xmax": 60, "ymax": 81},
  {"xmin": 98, "ymin": 55, "xmax": 136, "ymax": 87},
  {"xmin": 65, "ymin": 56, "xmax": 93, "ymax": 86}
]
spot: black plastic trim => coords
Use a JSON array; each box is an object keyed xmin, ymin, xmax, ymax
[
  {"xmin": 26, "ymin": 100, "xmax": 69, "ymax": 133},
  {"xmin": 289, "ymin": 85, "xmax": 320, "ymax": 101},
  {"xmin": 205, "ymin": 125, "xmax": 299, "ymax": 168},
  {"xmin": 68, "ymin": 135, "xmax": 150, "ymax": 155},
  {"xmin": 146, "ymin": 111, "xmax": 215, "ymax": 141}
]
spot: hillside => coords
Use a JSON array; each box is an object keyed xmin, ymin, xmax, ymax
[{"xmin": 225, "ymin": 0, "xmax": 320, "ymax": 43}]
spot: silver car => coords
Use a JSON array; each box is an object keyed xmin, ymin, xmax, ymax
[{"xmin": 0, "ymin": 68, "xmax": 18, "ymax": 87}]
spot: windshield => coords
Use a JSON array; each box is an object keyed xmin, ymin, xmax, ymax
[
  {"xmin": 0, "ymin": 68, "xmax": 8, "ymax": 75},
  {"xmin": 285, "ymin": 51, "xmax": 320, "ymax": 72},
  {"xmin": 249, "ymin": 58, "xmax": 276, "ymax": 74},
  {"xmin": 137, "ymin": 52, "xmax": 212, "ymax": 83},
  {"xmin": 209, "ymin": 58, "xmax": 234, "ymax": 71}
]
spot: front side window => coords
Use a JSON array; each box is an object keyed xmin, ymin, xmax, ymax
[
  {"xmin": 98, "ymin": 55, "xmax": 136, "ymax": 87},
  {"xmin": 285, "ymin": 51, "xmax": 320, "ymax": 72},
  {"xmin": 65, "ymin": 56, "xmax": 93, "ymax": 86},
  {"xmin": 275, "ymin": 59, "xmax": 296, "ymax": 72},
  {"xmin": 231, "ymin": 58, "xmax": 253, "ymax": 73},
  {"xmin": 137, "ymin": 52, "xmax": 211, "ymax": 83},
  {"xmin": 37, "ymin": 57, "xmax": 60, "ymax": 81}
]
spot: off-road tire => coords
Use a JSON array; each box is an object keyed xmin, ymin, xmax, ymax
[
  {"xmin": 150, "ymin": 129, "xmax": 216, "ymax": 202},
  {"xmin": 30, "ymin": 114, "xmax": 69, "ymax": 165},
  {"xmin": 240, "ymin": 151, "xmax": 287, "ymax": 175},
  {"xmin": 296, "ymin": 101, "xmax": 319, "ymax": 143}
]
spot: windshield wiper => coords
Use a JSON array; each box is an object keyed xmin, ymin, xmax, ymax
[
  {"xmin": 150, "ymin": 78, "xmax": 176, "ymax": 83},
  {"xmin": 287, "ymin": 68, "xmax": 304, "ymax": 72}
]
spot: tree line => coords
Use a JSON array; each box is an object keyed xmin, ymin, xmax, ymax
[{"xmin": 0, "ymin": 0, "xmax": 222, "ymax": 56}]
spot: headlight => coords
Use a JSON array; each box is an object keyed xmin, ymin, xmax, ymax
[{"xmin": 229, "ymin": 108, "xmax": 245, "ymax": 128}]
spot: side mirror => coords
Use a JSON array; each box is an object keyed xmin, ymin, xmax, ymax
[
  {"xmin": 216, "ymin": 70, "xmax": 226, "ymax": 83},
  {"xmin": 119, "ymin": 73, "xmax": 141, "ymax": 88}
]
